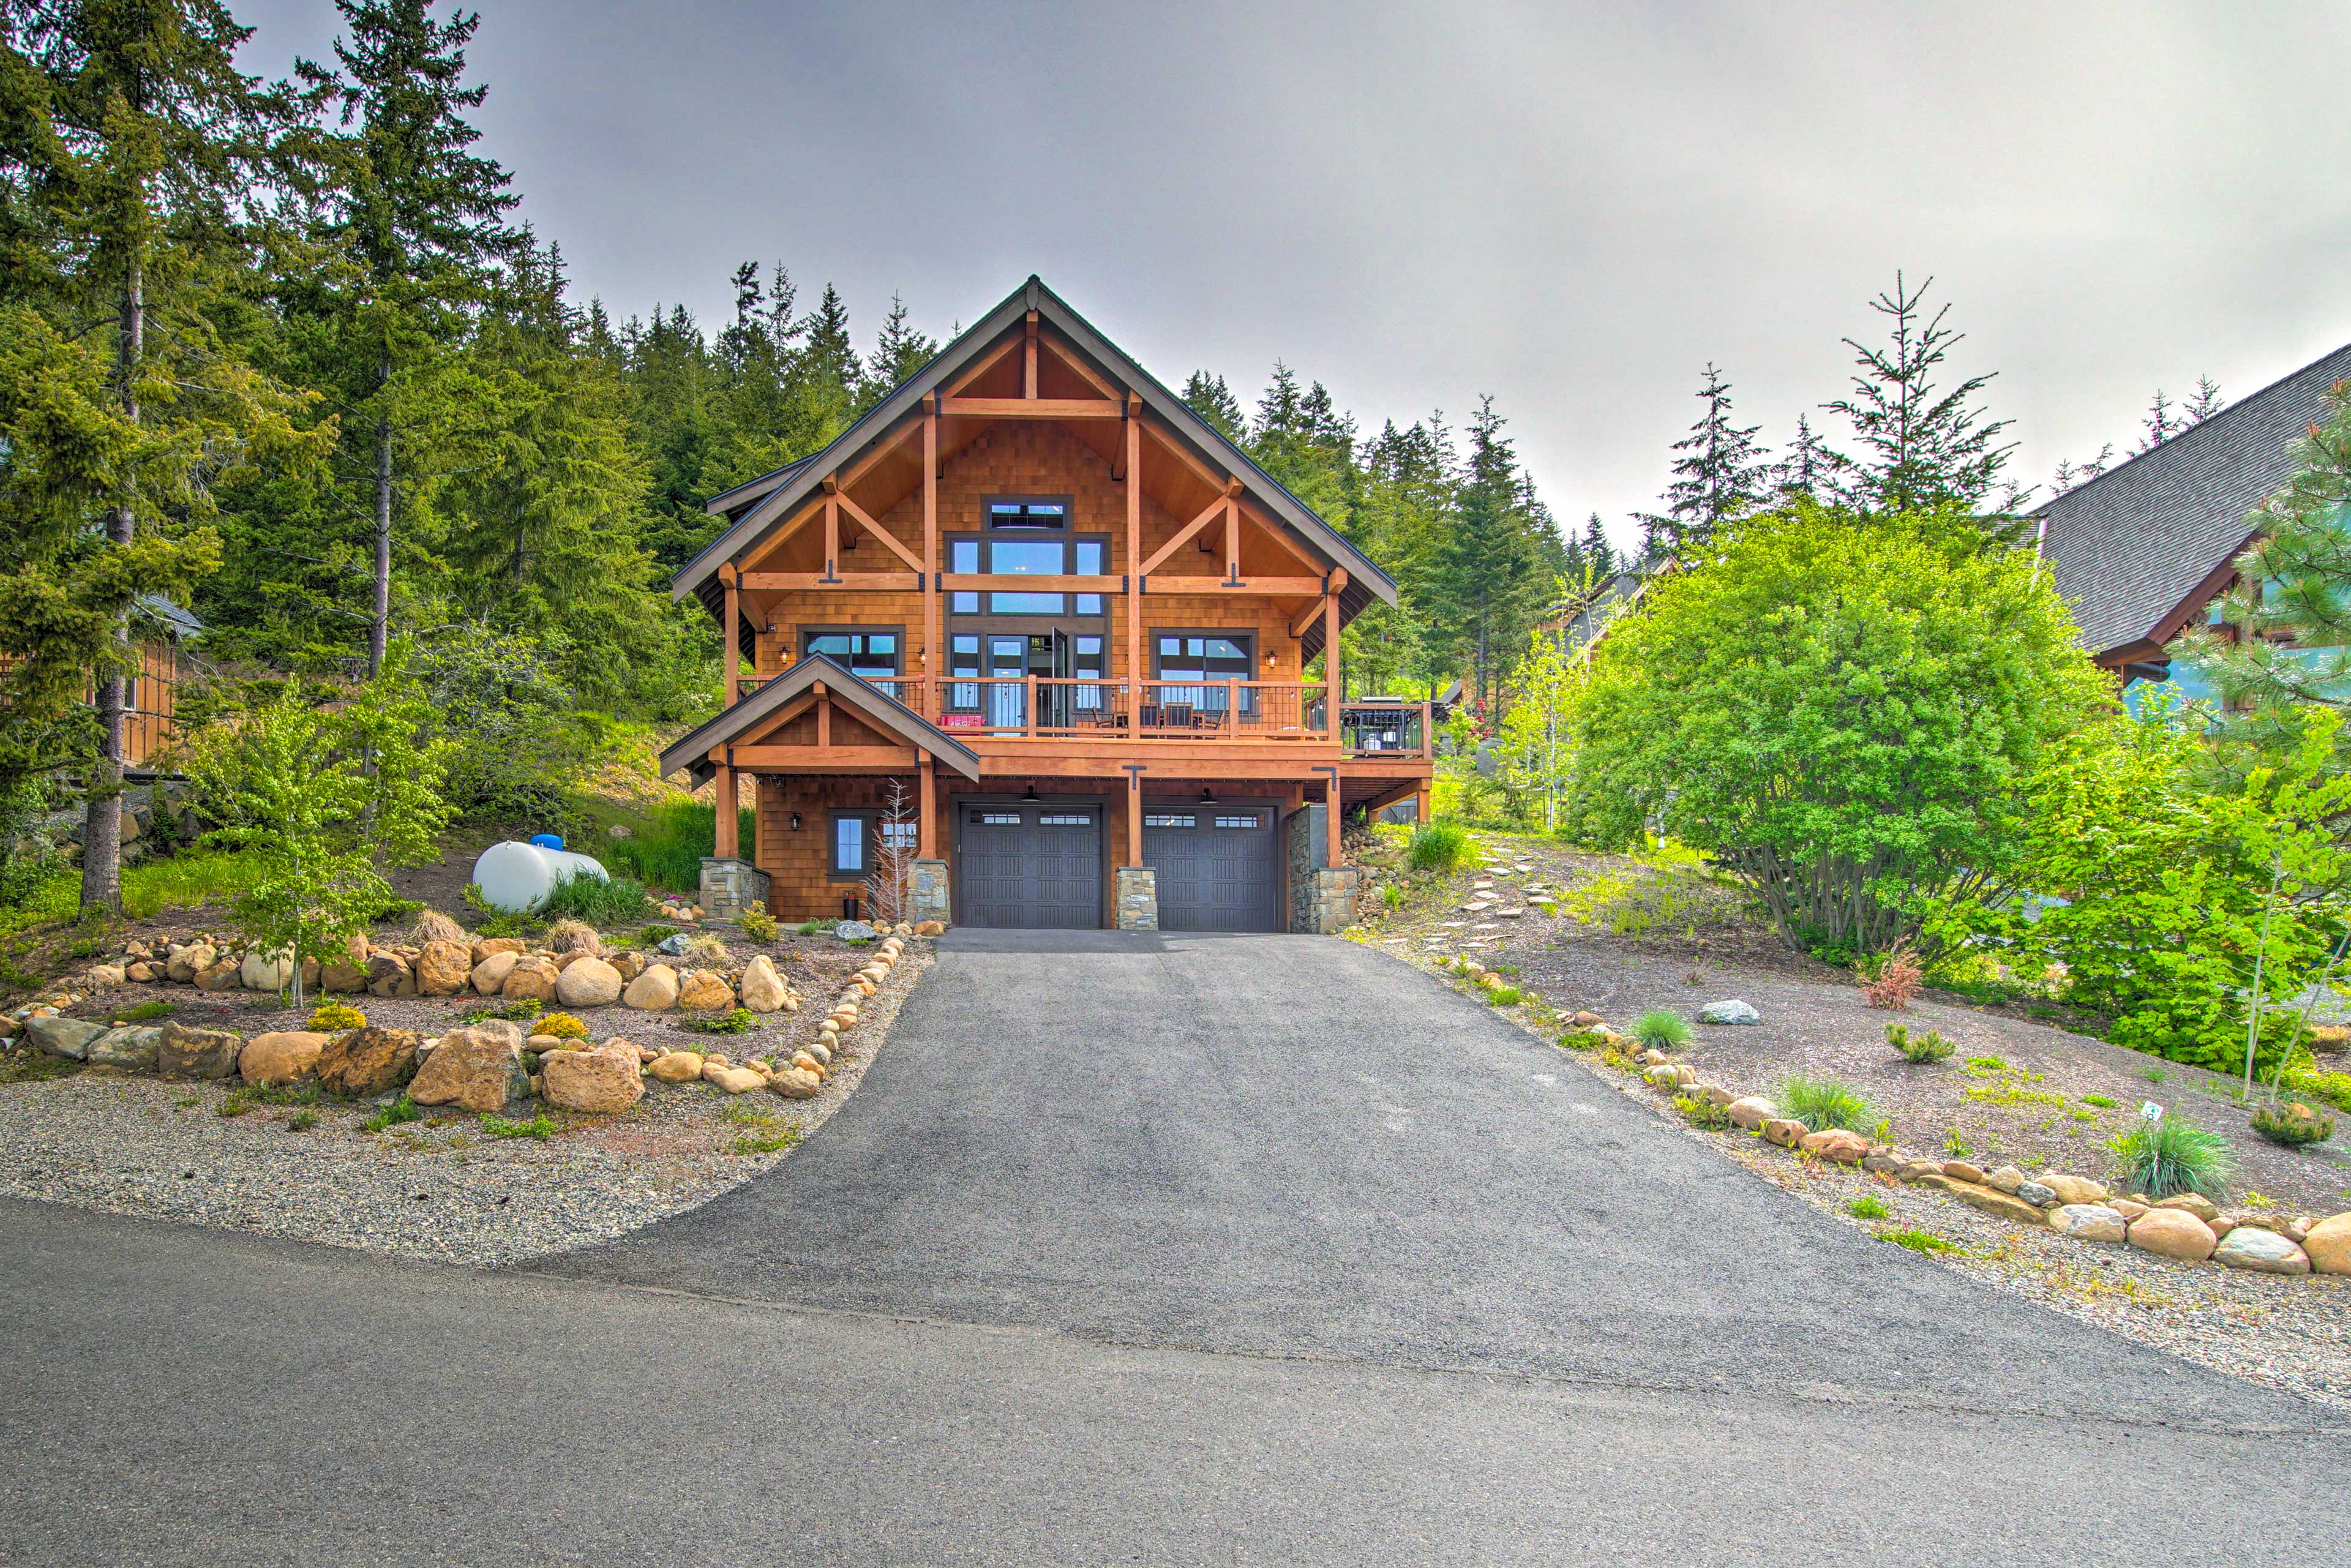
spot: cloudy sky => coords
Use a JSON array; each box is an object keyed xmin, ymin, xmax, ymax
[{"xmin": 237, "ymin": 1, "xmax": 2351, "ymax": 549}]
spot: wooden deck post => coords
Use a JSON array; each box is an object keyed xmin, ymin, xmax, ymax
[
  {"xmin": 1326, "ymin": 774, "xmax": 1343, "ymax": 869},
  {"xmin": 1323, "ymin": 591, "xmax": 1341, "ymax": 740},
  {"xmin": 1415, "ymin": 786, "xmax": 1431, "ymax": 825},
  {"xmin": 1126, "ymin": 403, "xmax": 1142, "ymax": 709},
  {"xmin": 714, "ymin": 762, "xmax": 739, "ymax": 859},
  {"xmin": 721, "ymin": 568, "xmax": 740, "ymax": 708},
  {"xmin": 919, "ymin": 754, "xmax": 936, "ymax": 858},
  {"xmin": 924, "ymin": 397, "xmax": 939, "ymax": 713},
  {"xmin": 1127, "ymin": 772, "xmax": 1142, "ymax": 865}
]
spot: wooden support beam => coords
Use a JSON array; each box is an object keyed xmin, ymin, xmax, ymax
[
  {"xmin": 1325, "ymin": 588, "xmax": 1342, "ymax": 715},
  {"xmin": 824, "ymin": 495, "xmax": 839, "ymax": 579},
  {"xmin": 924, "ymin": 404, "xmax": 939, "ymax": 691},
  {"xmin": 715, "ymin": 763, "xmax": 739, "ymax": 858},
  {"xmin": 1149, "ymin": 575, "xmax": 1325, "ymax": 597},
  {"xmin": 919, "ymin": 754, "xmax": 936, "ymax": 858},
  {"xmin": 1140, "ymin": 484, "xmax": 1242, "ymax": 577},
  {"xmin": 1111, "ymin": 393, "xmax": 1132, "ymax": 481},
  {"xmin": 721, "ymin": 572, "xmax": 740, "ymax": 708},
  {"xmin": 1024, "ymin": 310, "xmax": 1038, "ymax": 397},
  {"xmin": 945, "ymin": 334, "xmax": 1021, "ymax": 396},
  {"xmin": 1127, "ymin": 414, "xmax": 1143, "ymax": 707},
  {"xmin": 817, "ymin": 694, "xmax": 831, "ymax": 749},
  {"xmin": 1325, "ymin": 774, "xmax": 1343, "ymax": 869},
  {"xmin": 722, "ymin": 744, "xmax": 922, "ymax": 771},
  {"xmin": 1224, "ymin": 497, "xmax": 1239, "ymax": 581},
  {"xmin": 939, "ymin": 396, "xmax": 1125, "ymax": 421},
  {"xmin": 830, "ymin": 487, "xmax": 924, "ymax": 573},
  {"xmin": 1289, "ymin": 593, "xmax": 1331, "ymax": 641},
  {"xmin": 736, "ymin": 571, "xmax": 921, "ymax": 592}
]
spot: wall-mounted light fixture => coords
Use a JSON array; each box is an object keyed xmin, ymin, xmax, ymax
[
  {"xmin": 1021, "ymin": 782, "xmax": 1038, "ymax": 801},
  {"xmin": 789, "ymin": 812, "xmax": 801, "ymax": 831}
]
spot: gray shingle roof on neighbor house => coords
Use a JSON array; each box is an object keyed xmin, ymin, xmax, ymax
[{"xmin": 2035, "ymin": 340, "xmax": 2351, "ymax": 661}]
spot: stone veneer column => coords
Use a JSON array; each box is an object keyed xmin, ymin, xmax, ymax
[
  {"xmin": 699, "ymin": 857, "xmax": 771, "ymax": 923},
  {"xmin": 1307, "ymin": 865, "xmax": 1363, "ymax": 934},
  {"xmin": 909, "ymin": 858, "xmax": 950, "ymax": 926},
  {"xmin": 1114, "ymin": 866, "xmax": 1159, "ymax": 931}
]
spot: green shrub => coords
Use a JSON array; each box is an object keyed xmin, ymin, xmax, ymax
[
  {"xmin": 460, "ymin": 883, "xmax": 533, "ymax": 938},
  {"xmin": 308, "ymin": 1002, "xmax": 367, "ymax": 1032},
  {"xmin": 1845, "ymin": 1195, "xmax": 1890, "ymax": 1220},
  {"xmin": 362, "ymin": 1095, "xmax": 422, "ymax": 1134},
  {"xmin": 1779, "ymin": 1075, "xmax": 1877, "ymax": 1133},
  {"xmin": 1887, "ymin": 1022, "xmax": 1953, "ymax": 1063},
  {"xmin": 2284, "ymin": 1064, "xmax": 2351, "ymax": 1113},
  {"xmin": 1407, "ymin": 820, "xmax": 1469, "ymax": 874},
  {"xmin": 738, "ymin": 901, "xmax": 779, "ymax": 943},
  {"xmin": 730, "ymin": 1126, "xmax": 804, "ymax": 1155},
  {"xmin": 1634, "ymin": 1010, "xmax": 1693, "ymax": 1051},
  {"xmin": 792, "ymin": 919, "xmax": 830, "ymax": 936},
  {"xmin": 536, "ymin": 1012, "xmax": 590, "ymax": 1041},
  {"xmin": 2249, "ymin": 1100, "xmax": 2336, "ymax": 1147},
  {"xmin": 538, "ymin": 871, "xmax": 647, "ymax": 927},
  {"xmin": 1379, "ymin": 883, "xmax": 1404, "ymax": 912},
  {"xmin": 119, "ymin": 1000, "xmax": 176, "ymax": 1023},
  {"xmin": 632, "ymin": 923, "xmax": 676, "ymax": 949},
  {"xmin": 1481, "ymin": 982, "xmax": 1526, "ymax": 1007},
  {"xmin": 2107, "ymin": 1112, "xmax": 2235, "ymax": 1199},
  {"xmin": 2142, "ymin": 1066, "xmax": 2167, "ymax": 1084},
  {"xmin": 689, "ymin": 1007, "xmax": 757, "ymax": 1035},
  {"xmin": 482, "ymin": 1112, "xmax": 558, "ymax": 1140}
]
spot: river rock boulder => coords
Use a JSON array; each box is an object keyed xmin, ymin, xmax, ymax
[
  {"xmin": 500, "ymin": 956, "xmax": 560, "ymax": 1003},
  {"xmin": 738, "ymin": 955, "xmax": 789, "ymax": 1013},
  {"xmin": 2304, "ymin": 1212, "xmax": 2351, "ymax": 1274},
  {"xmin": 555, "ymin": 956, "xmax": 624, "ymax": 1008},
  {"xmin": 321, "ymin": 961, "xmax": 368, "ymax": 993},
  {"xmin": 647, "ymin": 1050, "xmax": 703, "ymax": 1084},
  {"xmin": 365, "ymin": 954, "xmax": 417, "ymax": 999},
  {"xmin": 1699, "ymin": 999, "xmax": 1760, "ymax": 1025},
  {"xmin": 415, "ymin": 940, "xmax": 473, "ymax": 997},
  {"xmin": 2127, "ymin": 1208, "xmax": 2216, "ymax": 1261},
  {"xmin": 314, "ymin": 1027, "xmax": 421, "ymax": 1098},
  {"xmin": 677, "ymin": 970, "xmax": 735, "ymax": 1011},
  {"xmin": 2212, "ymin": 1225, "xmax": 2311, "ymax": 1275},
  {"xmin": 470, "ymin": 936, "xmax": 524, "ymax": 966},
  {"xmin": 770, "ymin": 1064, "xmax": 822, "ymax": 1100},
  {"xmin": 623, "ymin": 963, "xmax": 679, "ymax": 1010},
  {"xmin": 704, "ymin": 1063, "xmax": 765, "ymax": 1094},
  {"xmin": 86, "ymin": 1024, "xmax": 163, "ymax": 1072},
  {"xmin": 2040, "ymin": 1173, "xmax": 2108, "ymax": 1206},
  {"xmin": 2049, "ymin": 1204, "xmax": 2127, "ymax": 1243},
  {"xmin": 239, "ymin": 1030, "xmax": 331, "ymax": 1085},
  {"xmin": 239, "ymin": 950, "xmax": 292, "ymax": 992},
  {"xmin": 158, "ymin": 1022, "xmax": 244, "ymax": 1079},
  {"xmin": 165, "ymin": 942, "xmax": 216, "ymax": 983},
  {"xmin": 470, "ymin": 950, "xmax": 519, "ymax": 994},
  {"xmin": 1798, "ymin": 1128, "xmax": 1871, "ymax": 1163},
  {"xmin": 539, "ymin": 1041, "xmax": 643, "ymax": 1114},
  {"xmin": 2154, "ymin": 1192, "xmax": 2221, "ymax": 1223},
  {"xmin": 408, "ymin": 1023, "xmax": 527, "ymax": 1112},
  {"xmin": 194, "ymin": 959, "xmax": 242, "ymax": 992},
  {"xmin": 26, "ymin": 1015, "xmax": 107, "ymax": 1061}
]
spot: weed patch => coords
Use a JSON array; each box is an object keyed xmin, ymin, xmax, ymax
[
  {"xmin": 1845, "ymin": 1195, "xmax": 1891, "ymax": 1220},
  {"xmin": 362, "ymin": 1095, "xmax": 423, "ymax": 1134},
  {"xmin": 119, "ymin": 1000, "xmax": 176, "ymax": 1023},
  {"xmin": 689, "ymin": 1007, "xmax": 758, "ymax": 1035},
  {"xmin": 481, "ymin": 1112, "xmax": 558, "ymax": 1141},
  {"xmin": 1878, "ymin": 1227, "xmax": 1958, "ymax": 1255}
]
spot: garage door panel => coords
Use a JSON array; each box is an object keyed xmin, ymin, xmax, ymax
[
  {"xmin": 959, "ymin": 805, "xmax": 1101, "ymax": 929},
  {"xmin": 1144, "ymin": 804, "xmax": 1281, "ymax": 932}
]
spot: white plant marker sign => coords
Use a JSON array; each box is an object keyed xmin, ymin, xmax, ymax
[{"xmin": 2140, "ymin": 1101, "xmax": 2164, "ymax": 1123}]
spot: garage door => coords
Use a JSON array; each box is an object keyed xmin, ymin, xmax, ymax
[
  {"xmin": 1142, "ymin": 803, "xmax": 1283, "ymax": 932},
  {"xmin": 957, "ymin": 803, "xmax": 1103, "ymax": 929}
]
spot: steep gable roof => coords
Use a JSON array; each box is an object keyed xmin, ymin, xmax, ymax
[
  {"xmin": 670, "ymin": 277, "xmax": 1399, "ymax": 641},
  {"xmin": 656, "ymin": 654, "xmax": 981, "ymax": 788},
  {"xmin": 2035, "ymin": 342, "xmax": 2351, "ymax": 659}
]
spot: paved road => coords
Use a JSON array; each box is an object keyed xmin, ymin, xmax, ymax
[{"xmin": 4, "ymin": 931, "xmax": 2346, "ymax": 1566}]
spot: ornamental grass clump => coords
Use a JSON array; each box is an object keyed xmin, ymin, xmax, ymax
[
  {"xmin": 409, "ymin": 908, "xmax": 465, "ymax": 946},
  {"xmin": 544, "ymin": 917, "xmax": 604, "ymax": 956},
  {"xmin": 1407, "ymin": 820, "xmax": 1469, "ymax": 874},
  {"xmin": 2106, "ymin": 1112, "xmax": 2235, "ymax": 1199},
  {"xmin": 1863, "ymin": 942, "xmax": 1923, "ymax": 1010},
  {"xmin": 1779, "ymin": 1075, "xmax": 1877, "ymax": 1134},
  {"xmin": 1886, "ymin": 1022, "xmax": 1953, "ymax": 1063},
  {"xmin": 1633, "ymin": 1009, "xmax": 1693, "ymax": 1051}
]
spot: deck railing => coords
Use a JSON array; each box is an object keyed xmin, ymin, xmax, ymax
[{"xmin": 733, "ymin": 673, "xmax": 1433, "ymax": 757}]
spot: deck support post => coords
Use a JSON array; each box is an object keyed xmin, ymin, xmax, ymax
[
  {"xmin": 714, "ymin": 761, "xmax": 739, "ymax": 859},
  {"xmin": 1325, "ymin": 773, "xmax": 1343, "ymax": 869},
  {"xmin": 918, "ymin": 755, "xmax": 936, "ymax": 859},
  {"xmin": 721, "ymin": 569, "xmax": 740, "ymax": 707},
  {"xmin": 924, "ymin": 398, "xmax": 939, "ymax": 707},
  {"xmin": 1125, "ymin": 407, "xmax": 1142, "ymax": 710}
]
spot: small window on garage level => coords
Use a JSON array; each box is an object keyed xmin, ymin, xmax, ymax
[
  {"xmin": 974, "ymin": 810, "xmax": 1021, "ymax": 825},
  {"xmin": 1213, "ymin": 813, "xmax": 1264, "ymax": 829},
  {"xmin": 1144, "ymin": 812, "xmax": 1196, "ymax": 828},
  {"xmin": 1038, "ymin": 812, "xmax": 1093, "ymax": 826}
]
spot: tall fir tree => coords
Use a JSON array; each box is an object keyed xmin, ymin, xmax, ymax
[
  {"xmin": 1825, "ymin": 272, "xmax": 2017, "ymax": 516},
  {"xmin": 1431, "ymin": 397, "xmax": 1547, "ymax": 709},
  {"xmin": 861, "ymin": 291, "xmax": 937, "ymax": 404},
  {"xmin": 1578, "ymin": 512, "xmax": 1618, "ymax": 582},
  {"xmin": 1773, "ymin": 412, "xmax": 1834, "ymax": 501},
  {"xmin": 1641, "ymin": 362, "xmax": 1770, "ymax": 558},
  {"xmin": 2183, "ymin": 373, "xmax": 2225, "ymax": 426},
  {"xmin": 1181, "ymin": 370, "xmax": 1244, "ymax": 441},
  {"xmin": 0, "ymin": 0, "xmax": 320, "ymax": 910},
  {"xmin": 294, "ymin": 0, "xmax": 522, "ymax": 677},
  {"xmin": 2136, "ymin": 388, "xmax": 2178, "ymax": 453}
]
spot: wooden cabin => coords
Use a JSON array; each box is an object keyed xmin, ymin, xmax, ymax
[{"xmin": 660, "ymin": 277, "xmax": 1432, "ymax": 932}]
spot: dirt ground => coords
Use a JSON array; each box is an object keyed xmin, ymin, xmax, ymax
[{"xmin": 1356, "ymin": 830, "xmax": 2351, "ymax": 1218}]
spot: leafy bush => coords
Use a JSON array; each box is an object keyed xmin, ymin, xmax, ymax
[
  {"xmin": 792, "ymin": 919, "xmax": 830, "ymax": 936},
  {"xmin": 307, "ymin": 1002, "xmax": 367, "ymax": 1031},
  {"xmin": 1407, "ymin": 820, "xmax": 1469, "ymax": 874},
  {"xmin": 1575, "ymin": 503, "xmax": 2106, "ymax": 953},
  {"xmin": 689, "ymin": 1007, "xmax": 757, "ymax": 1035},
  {"xmin": 1480, "ymin": 982, "xmax": 1526, "ymax": 1007},
  {"xmin": 738, "ymin": 901, "xmax": 779, "ymax": 942},
  {"xmin": 1886, "ymin": 1022, "xmax": 1952, "ymax": 1062},
  {"xmin": 535, "ymin": 1012, "xmax": 590, "ymax": 1041},
  {"xmin": 2284, "ymin": 1064, "xmax": 2351, "ymax": 1113},
  {"xmin": 2107, "ymin": 1112, "xmax": 2235, "ymax": 1199},
  {"xmin": 2080, "ymin": 1093, "xmax": 2117, "ymax": 1109},
  {"xmin": 361, "ymin": 1094, "xmax": 422, "ymax": 1134},
  {"xmin": 1379, "ymin": 882, "xmax": 1404, "ymax": 912},
  {"xmin": 540, "ymin": 874, "xmax": 645, "ymax": 928},
  {"xmin": 632, "ymin": 923, "xmax": 676, "ymax": 949},
  {"xmin": 1633, "ymin": 1009, "xmax": 1693, "ymax": 1051},
  {"xmin": 2249, "ymin": 1100, "xmax": 2336, "ymax": 1147},
  {"xmin": 1779, "ymin": 1075, "xmax": 1877, "ymax": 1133}
]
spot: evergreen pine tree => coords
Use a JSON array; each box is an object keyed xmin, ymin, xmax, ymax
[
  {"xmin": 1430, "ymin": 398, "xmax": 1545, "ymax": 708},
  {"xmin": 0, "ymin": 1, "xmax": 320, "ymax": 910},
  {"xmin": 1774, "ymin": 413, "xmax": 1835, "ymax": 501},
  {"xmin": 2136, "ymin": 388, "xmax": 2178, "ymax": 453},
  {"xmin": 1182, "ymin": 370, "xmax": 1243, "ymax": 440},
  {"xmin": 862, "ymin": 291, "xmax": 937, "ymax": 405},
  {"xmin": 1643, "ymin": 362, "xmax": 1771, "ymax": 556},
  {"xmin": 2183, "ymin": 374, "xmax": 2225, "ymax": 426},
  {"xmin": 1825, "ymin": 272, "xmax": 2016, "ymax": 516},
  {"xmin": 294, "ymin": 0, "xmax": 522, "ymax": 677},
  {"xmin": 1579, "ymin": 512, "xmax": 1618, "ymax": 582},
  {"xmin": 792, "ymin": 282, "xmax": 857, "ymax": 438}
]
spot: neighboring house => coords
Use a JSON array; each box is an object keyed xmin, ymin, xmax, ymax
[
  {"xmin": 1535, "ymin": 561, "xmax": 1675, "ymax": 665},
  {"xmin": 2034, "ymin": 342, "xmax": 2351, "ymax": 697},
  {"xmin": 658, "ymin": 277, "xmax": 1432, "ymax": 933},
  {"xmin": 3, "ymin": 594, "xmax": 200, "ymax": 770}
]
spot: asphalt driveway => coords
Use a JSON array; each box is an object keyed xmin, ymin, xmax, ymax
[{"xmin": 539, "ymin": 929, "xmax": 2326, "ymax": 1427}]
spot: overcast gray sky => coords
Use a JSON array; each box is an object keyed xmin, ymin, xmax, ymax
[{"xmin": 238, "ymin": 0, "xmax": 2351, "ymax": 549}]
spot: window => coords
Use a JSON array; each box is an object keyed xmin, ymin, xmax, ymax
[
  {"xmin": 1214, "ymin": 812, "xmax": 1264, "ymax": 830},
  {"xmin": 988, "ymin": 499, "xmax": 1067, "ymax": 529},
  {"xmin": 801, "ymin": 629, "xmax": 901, "ymax": 677},
  {"xmin": 1144, "ymin": 812, "xmax": 1196, "ymax": 828},
  {"xmin": 881, "ymin": 819, "xmax": 919, "ymax": 854},
  {"xmin": 830, "ymin": 812, "xmax": 871, "ymax": 877},
  {"xmin": 949, "ymin": 634, "xmax": 982, "ymax": 711},
  {"xmin": 1153, "ymin": 633, "xmax": 1254, "ymax": 680},
  {"xmin": 1038, "ymin": 812, "xmax": 1093, "ymax": 826},
  {"xmin": 974, "ymin": 810, "xmax": 1021, "ymax": 825}
]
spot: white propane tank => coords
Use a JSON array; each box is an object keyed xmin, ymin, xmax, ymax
[{"xmin": 471, "ymin": 841, "xmax": 611, "ymax": 913}]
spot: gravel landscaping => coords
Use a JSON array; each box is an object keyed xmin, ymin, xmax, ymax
[
  {"xmin": 0, "ymin": 936, "xmax": 932, "ymax": 1267},
  {"xmin": 1358, "ymin": 827, "xmax": 2351, "ymax": 1411}
]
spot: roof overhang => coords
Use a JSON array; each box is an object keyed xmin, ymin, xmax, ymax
[
  {"xmin": 670, "ymin": 277, "xmax": 1400, "ymax": 636},
  {"xmin": 656, "ymin": 654, "xmax": 983, "ymax": 788}
]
